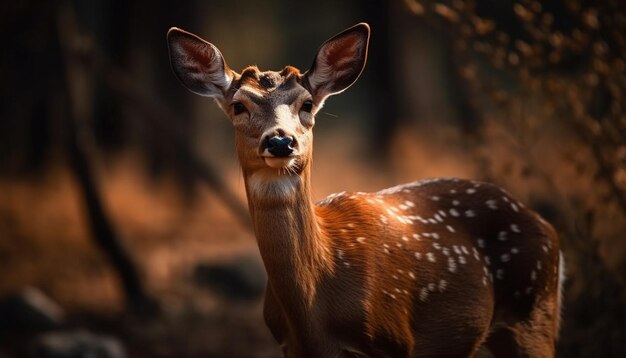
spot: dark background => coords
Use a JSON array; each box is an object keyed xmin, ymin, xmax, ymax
[{"xmin": 1, "ymin": 0, "xmax": 625, "ymax": 357}]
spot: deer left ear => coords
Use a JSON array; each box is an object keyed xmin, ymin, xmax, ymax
[{"xmin": 304, "ymin": 23, "xmax": 370, "ymax": 103}]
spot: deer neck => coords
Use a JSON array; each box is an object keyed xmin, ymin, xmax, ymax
[{"xmin": 244, "ymin": 165, "xmax": 332, "ymax": 306}]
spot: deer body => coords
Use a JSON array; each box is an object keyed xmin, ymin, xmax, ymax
[{"xmin": 168, "ymin": 23, "xmax": 562, "ymax": 357}]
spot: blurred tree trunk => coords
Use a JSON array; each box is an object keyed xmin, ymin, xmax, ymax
[{"xmin": 59, "ymin": 1, "xmax": 155, "ymax": 313}]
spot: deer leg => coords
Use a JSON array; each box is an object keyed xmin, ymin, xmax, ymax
[{"xmin": 484, "ymin": 299, "xmax": 558, "ymax": 358}]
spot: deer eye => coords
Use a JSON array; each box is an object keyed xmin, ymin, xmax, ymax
[
  {"xmin": 233, "ymin": 102, "xmax": 247, "ymax": 115},
  {"xmin": 301, "ymin": 100, "xmax": 313, "ymax": 113}
]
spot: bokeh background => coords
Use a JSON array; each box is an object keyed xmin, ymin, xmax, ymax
[{"xmin": 1, "ymin": 0, "xmax": 625, "ymax": 357}]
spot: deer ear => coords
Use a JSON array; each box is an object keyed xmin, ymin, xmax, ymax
[
  {"xmin": 304, "ymin": 23, "xmax": 370, "ymax": 103},
  {"xmin": 167, "ymin": 27, "xmax": 234, "ymax": 98}
]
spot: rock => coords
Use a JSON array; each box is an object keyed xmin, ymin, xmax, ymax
[
  {"xmin": 34, "ymin": 330, "xmax": 126, "ymax": 358},
  {"xmin": 0, "ymin": 287, "xmax": 65, "ymax": 332},
  {"xmin": 193, "ymin": 255, "xmax": 267, "ymax": 301}
]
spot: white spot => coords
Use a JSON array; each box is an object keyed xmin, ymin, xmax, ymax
[
  {"xmin": 396, "ymin": 243, "xmax": 402, "ymax": 248},
  {"xmin": 397, "ymin": 215, "xmax": 411, "ymax": 225},
  {"xmin": 449, "ymin": 208, "xmax": 460, "ymax": 217},
  {"xmin": 452, "ymin": 200, "xmax": 460, "ymax": 206},
  {"xmin": 433, "ymin": 242, "xmax": 441, "ymax": 250},
  {"xmin": 412, "ymin": 233, "xmax": 421, "ymax": 241},
  {"xmin": 496, "ymin": 269, "xmax": 504, "ymax": 279},
  {"xmin": 536, "ymin": 260, "xmax": 542, "ymax": 270},
  {"xmin": 337, "ymin": 249, "xmax": 344, "ymax": 260},
  {"xmin": 525, "ymin": 287, "xmax": 533, "ymax": 295},
  {"xmin": 486, "ymin": 200, "xmax": 498, "ymax": 210},
  {"xmin": 415, "ymin": 252, "xmax": 422, "ymax": 260},
  {"xmin": 438, "ymin": 210, "xmax": 447, "ymax": 217},
  {"xmin": 450, "ymin": 189, "xmax": 457, "ymax": 194},
  {"xmin": 344, "ymin": 262, "xmax": 350, "ymax": 267},
  {"xmin": 384, "ymin": 248, "xmax": 390, "ymax": 254},
  {"xmin": 465, "ymin": 210, "xmax": 476, "ymax": 217},
  {"xmin": 459, "ymin": 256, "xmax": 467, "ymax": 264},
  {"xmin": 446, "ymin": 225, "xmax": 456, "ymax": 233},
  {"xmin": 428, "ymin": 283, "xmax": 436, "ymax": 292},
  {"xmin": 502, "ymin": 196, "xmax": 510, "ymax": 202},
  {"xmin": 542, "ymin": 245, "xmax": 549, "ymax": 253},
  {"xmin": 392, "ymin": 275, "xmax": 399, "ymax": 280},
  {"xmin": 510, "ymin": 247, "xmax": 519, "ymax": 254},
  {"xmin": 426, "ymin": 252, "xmax": 436, "ymax": 262},
  {"xmin": 405, "ymin": 201, "xmax": 415, "ymax": 207},
  {"xmin": 402, "ymin": 289, "xmax": 409, "ymax": 295},
  {"xmin": 472, "ymin": 248, "xmax": 480, "ymax": 260},
  {"xmin": 408, "ymin": 271, "xmax": 416, "ymax": 280},
  {"xmin": 419, "ymin": 287, "xmax": 429, "ymax": 302},
  {"xmin": 477, "ymin": 238, "xmax": 485, "ymax": 248},
  {"xmin": 482, "ymin": 276, "xmax": 488, "ymax": 286},
  {"xmin": 402, "ymin": 235, "xmax": 409, "ymax": 242},
  {"xmin": 431, "ymin": 196, "xmax": 440, "ymax": 201},
  {"xmin": 356, "ymin": 237, "xmax": 366, "ymax": 244},
  {"xmin": 531, "ymin": 270, "xmax": 537, "ymax": 281},
  {"xmin": 510, "ymin": 224, "xmax": 521, "ymax": 233},
  {"xmin": 501, "ymin": 253, "xmax": 511, "ymax": 262},
  {"xmin": 461, "ymin": 246, "xmax": 470, "ymax": 255},
  {"xmin": 380, "ymin": 215, "xmax": 388, "ymax": 224},
  {"xmin": 484, "ymin": 256, "xmax": 491, "ymax": 265},
  {"xmin": 399, "ymin": 204, "xmax": 408, "ymax": 210},
  {"xmin": 434, "ymin": 214, "xmax": 443, "ymax": 222},
  {"xmin": 448, "ymin": 257, "xmax": 457, "ymax": 273},
  {"xmin": 428, "ymin": 218, "xmax": 438, "ymax": 224},
  {"xmin": 466, "ymin": 188, "xmax": 477, "ymax": 194},
  {"xmin": 438, "ymin": 279, "xmax": 447, "ymax": 291},
  {"xmin": 498, "ymin": 231, "xmax": 508, "ymax": 241},
  {"xmin": 453, "ymin": 246, "xmax": 462, "ymax": 255},
  {"xmin": 511, "ymin": 203, "xmax": 519, "ymax": 212}
]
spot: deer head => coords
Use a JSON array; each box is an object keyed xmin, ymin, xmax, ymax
[{"xmin": 167, "ymin": 24, "xmax": 369, "ymax": 196}]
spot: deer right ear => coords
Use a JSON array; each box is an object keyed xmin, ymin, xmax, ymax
[{"xmin": 167, "ymin": 27, "xmax": 234, "ymax": 98}]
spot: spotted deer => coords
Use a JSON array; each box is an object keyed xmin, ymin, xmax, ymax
[{"xmin": 167, "ymin": 23, "xmax": 563, "ymax": 357}]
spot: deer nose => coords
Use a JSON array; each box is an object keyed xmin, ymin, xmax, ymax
[{"xmin": 262, "ymin": 134, "xmax": 295, "ymax": 157}]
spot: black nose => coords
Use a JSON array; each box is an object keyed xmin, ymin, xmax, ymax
[{"xmin": 263, "ymin": 135, "xmax": 294, "ymax": 157}]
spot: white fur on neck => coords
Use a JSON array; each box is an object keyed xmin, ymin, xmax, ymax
[{"xmin": 248, "ymin": 169, "xmax": 300, "ymax": 204}]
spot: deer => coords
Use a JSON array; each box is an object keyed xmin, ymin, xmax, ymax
[{"xmin": 167, "ymin": 23, "xmax": 563, "ymax": 357}]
